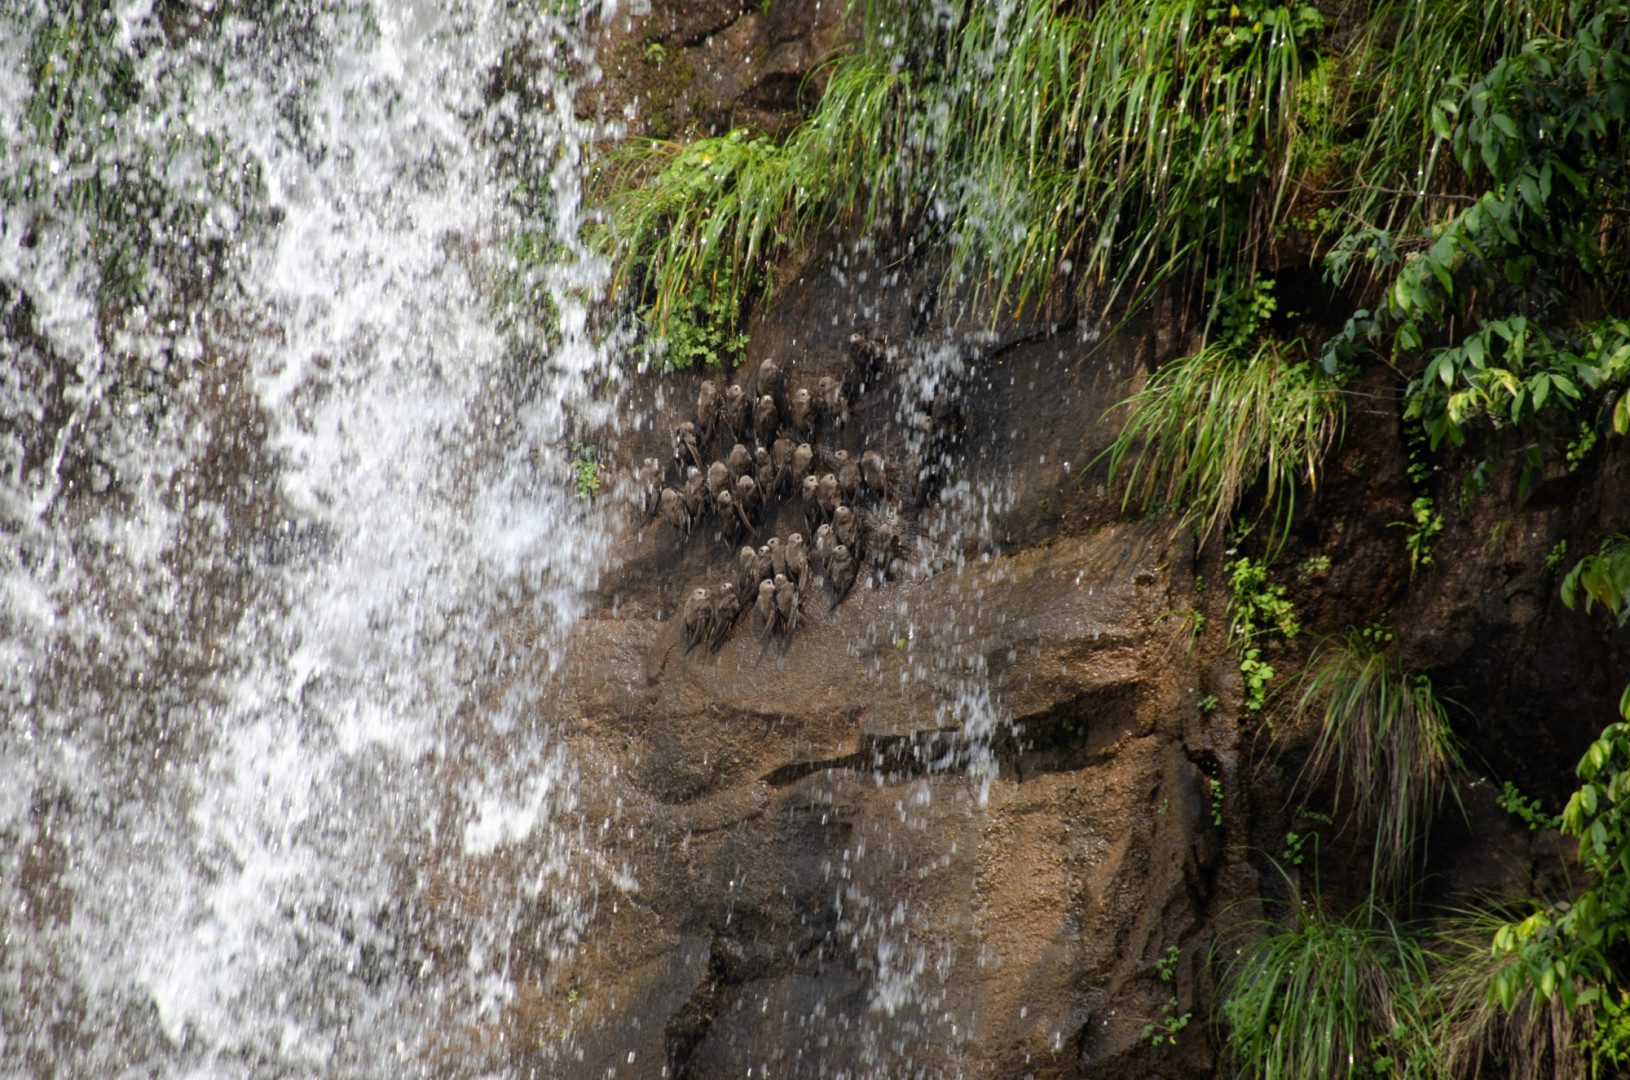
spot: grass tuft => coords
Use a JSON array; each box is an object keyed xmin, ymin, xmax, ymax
[
  {"xmin": 590, "ymin": 0, "xmax": 1588, "ymax": 364},
  {"xmin": 1102, "ymin": 340, "xmax": 1342, "ymax": 548},
  {"xmin": 1293, "ymin": 629, "xmax": 1467, "ymax": 896},
  {"xmin": 1221, "ymin": 895, "xmax": 1442, "ymax": 1080},
  {"xmin": 1435, "ymin": 908, "xmax": 1592, "ymax": 1080}
]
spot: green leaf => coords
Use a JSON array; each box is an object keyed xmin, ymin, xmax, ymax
[
  {"xmin": 1518, "ymin": 172, "xmax": 1542, "ymax": 212},
  {"xmin": 1532, "ymin": 374, "xmax": 1551, "ymax": 410}
]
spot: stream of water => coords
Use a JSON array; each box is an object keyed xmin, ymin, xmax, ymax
[{"xmin": 2, "ymin": 2, "xmax": 613, "ymax": 1074}]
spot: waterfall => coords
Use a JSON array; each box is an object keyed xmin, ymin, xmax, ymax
[{"xmin": 1, "ymin": 2, "xmax": 612, "ymax": 1074}]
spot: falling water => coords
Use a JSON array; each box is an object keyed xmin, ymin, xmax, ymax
[{"xmin": 2, "ymin": 1, "xmax": 612, "ymax": 1075}]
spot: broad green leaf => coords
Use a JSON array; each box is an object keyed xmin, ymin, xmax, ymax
[
  {"xmin": 1532, "ymin": 374, "xmax": 1551, "ymax": 409},
  {"xmin": 1519, "ymin": 172, "xmax": 1542, "ymax": 212}
]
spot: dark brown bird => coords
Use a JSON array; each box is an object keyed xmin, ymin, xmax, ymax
[
  {"xmin": 682, "ymin": 587, "xmax": 713, "ymax": 652},
  {"xmin": 706, "ymin": 460, "xmax": 731, "ymax": 500},
  {"xmin": 816, "ymin": 375, "xmax": 848, "ymax": 428},
  {"xmin": 709, "ymin": 583, "xmax": 740, "ymax": 649},
  {"xmin": 734, "ymin": 473, "xmax": 763, "ymax": 526},
  {"xmin": 861, "ymin": 450, "xmax": 889, "ymax": 501},
  {"xmin": 775, "ymin": 572, "xmax": 799, "ymax": 635},
  {"xmin": 835, "ymin": 450, "xmax": 860, "ymax": 504},
  {"xmin": 847, "ymin": 333, "xmax": 888, "ymax": 393},
  {"xmin": 767, "ymin": 535, "xmax": 786, "ymax": 580},
  {"xmin": 697, "ymin": 379, "xmax": 721, "ymax": 446},
  {"xmin": 659, "ymin": 487, "xmax": 691, "ymax": 536},
  {"xmin": 791, "ymin": 443, "xmax": 816, "ymax": 489},
  {"xmin": 715, "ymin": 488, "xmax": 751, "ymax": 542},
  {"xmin": 865, "ymin": 516, "xmax": 899, "ymax": 579},
  {"xmin": 811, "ymin": 524, "xmax": 834, "ymax": 578},
  {"xmin": 636, "ymin": 457, "xmax": 664, "ymax": 518},
  {"xmin": 753, "ymin": 394, "xmax": 779, "ymax": 447},
  {"xmin": 827, "ymin": 544, "xmax": 857, "ymax": 610},
  {"xmin": 755, "ymin": 447, "xmax": 776, "ymax": 497},
  {"xmin": 724, "ymin": 383, "xmax": 751, "ymax": 443},
  {"xmin": 756, "ymin": 578, "xmax": 778, "ymax": 639},
  {"xmin": 784, "ymin": 532, "xmax": 809, "ymax": 590},
  {"xmin": 770, "ymin": 438, "xmax": 795, "ymax": 494},
  {"xmin": 832, "ymin": 504, "xmax": 859, "ymax": 555},
  {"xmin": 754, "ymin": 544, "xmax": 775, "ymax": 590},
  {"xmin": 737, "ymin": 545, "xmax": 760, "ymax": 599},
  {"xmin": 786, "ymin": 387, "xmax": 814, "ymax": 440},
  {"xmin": 757, "ymin": 357, "xmax": 787, "ymax": 409},
  {"xmin": 800, "ymin": 474, "xmax": 821, "ymax": 534},
  {"xmin": 682, "ymin": 466, "xmax": 707, "ymax": 522},
  {"xmin": 673, "ymin": 422, "xmax": 702, "ymax": 472},
  {"xmin": 816, "ymin": 473, "xmax": 842, "ymax": 523},
  {"xmin": 727, "ymin": 443, "xmax": 753, "ymax": 483}
]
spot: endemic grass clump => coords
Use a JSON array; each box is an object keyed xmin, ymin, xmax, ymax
[
  {"xmin": 1293, "ymin": 627, "xmax": 1467, "ymax": 896},
  {"xmin": 1101, "ymin": 339, "xmax": 1342, "ymax": 549},
  {"xmin": 592, "ymin": 0, "xmax": 1590, "ymax": 365},
  {"xmin": 1220, "ymin": 897, "xmax": 1443, "ymax": 1080}
]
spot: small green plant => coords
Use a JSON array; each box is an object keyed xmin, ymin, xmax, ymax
[
  {"xmin": 1392, "ymin": 495, "xmax": 1445, "ymax": 574},
  {"xmin": 1226, "ymin": 557, "xmax": 1300, "ymax": 712},
  {"xmin": 1207, "ymin": 776, "xmax": 1225, "ymax": 827},
  {"xmin": 1293, "ymin": 627, "xmax": 1465, "ymax": 895},
  {"xmin": 1496, "ymin": 781, "xmax": 1562, "ymax": 832},
  {"xmin": 1282, "ymin": 809, "xmax": 1335, "ymax": 867},
  {"xmin": 1229, "ymin": 558, "xmax": 1301, "ymax": 641},
  {"xmin": 1142, "ymin": 945, "xmax": 1192, "ymax": 1047},
  {"xmin": 1567, "ymin": 422, "xmax": 1600, "ymax": 472},
  {"xmin": 1294, "ymin": 555, "xmax": 1331, "ymax": 580},
  {"xmin": 1547, "ymin": 539, "xmax": 1569, "ymax": 572},
  {"xmin": 651, "ymin": 293, "xmax": 751, "ymax": 370},
  {"xmin": 570, "ymin": 443, "xmax": 601, "ymax": 500},
  {"xmin": 1199, "ymin": 695, "xmax": 1220, "ymax": 714},
  {"xmin": 1282, "ymin": 830, "xmax": 1313, "ymax": 867},
  {"xmin": 1159, "ymin": 607, "xmax": 1207, "ymax": 657},
  {"xmin": 1388, "ymin": 427, "xmax": 1443, "ymax": 575},
  {"xmin": 1561, "ymin": 534, "xmax": 1630, "ymax": 625},
  {"xmin": 642, "ymin": 40, "xmax": 667, "ymax": 65},
  {"xmin": 1213, "ymin": 275, "xmax": 1280, "ymax": 349},
  {"xmin": 1156, "ymin": 944, "xmax": 1180, "ymax": 982}
]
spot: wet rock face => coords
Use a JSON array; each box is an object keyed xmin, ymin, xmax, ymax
[
  {"xmin": 580, "ymin": 0, "xmax": 845, "ymax": 139},
  {"xmin": 474, "ymin": 228, "xmax": 1247, "ymax": 1078},
  {"xmin": 544, "ymin": 530, "xmax": 1225, "ymax": 1080}
]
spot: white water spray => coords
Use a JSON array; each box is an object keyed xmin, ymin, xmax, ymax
[{"xmin": 1, "ymin": 2, "xmax": 612, "ymax": 1075}]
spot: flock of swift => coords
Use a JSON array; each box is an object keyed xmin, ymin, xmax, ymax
[{"xmin": 634, "ymin": 349, "xmax": 913, "ymax": 651}]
